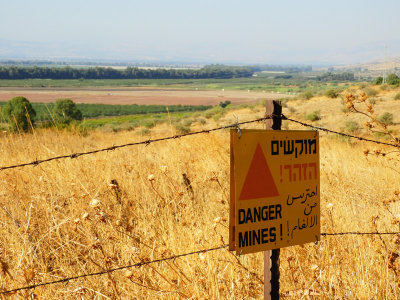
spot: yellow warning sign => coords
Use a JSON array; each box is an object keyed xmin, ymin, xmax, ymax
[{"xmin": 229, "ymin": 129, "xmax": 320, "ymax": 255}]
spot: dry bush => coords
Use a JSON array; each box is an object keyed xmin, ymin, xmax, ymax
[{"xmin": 0, "ymin": 121, "xmax": 399, "ymax": 298}]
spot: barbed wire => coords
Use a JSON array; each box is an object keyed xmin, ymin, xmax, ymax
[
  {"xmin": 2, "ymin": 231, "xmax": 400, "ymax": 295},
  {"xmin": 0, "ymin": 244, "xmax": 229, "ymax": 295},
  {"xmin": 0, "ymin": 117, "xmax": 267, "ymax": 171},
  {"xmin": 282, "ymin": 114, "xmax": 400, "ymax": 149},
  {"xmin": 1, "ymin": 115, "xmax": 399, "ymax": 172},
  {"xmin": 321, "ymin": 231, "xmax": 400, "ymax": 236}
]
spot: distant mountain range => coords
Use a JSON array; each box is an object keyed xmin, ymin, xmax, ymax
[
  {"xmin": 0, "ymin": 38, "xmax": 124, "ymax": 61},
  {"xmin": 1, "ymin": 37, "xmax": 400, "ymax": 67},
  {"xmin": 333, "ymin": 57, "xmax": 400, "ymax": 72}
]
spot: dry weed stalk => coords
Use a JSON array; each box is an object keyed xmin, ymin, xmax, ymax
[{"xmin": 344, "ymin": 92, "xmax": 400, "ymax": 155}]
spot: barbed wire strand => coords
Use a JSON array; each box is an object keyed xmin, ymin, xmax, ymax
[
  {"xmin": 321, "ymin": 231, "xmax": 400, "ymax": 236},
  {"xmin": 0, "ymin": 244, "xmax": 229, "ymax": 295},
  {"xmin": 282, "ymin": 114, "xmax": 400, "ymax": 149},
  {"xmin": 0, "ymin": 117, "xmax": 268, "ymax": 171},
  {"xmin": 1, "ymin": 115, "xmax": 399, "ymax": 171},
  {"xmin": 2, "ymin": 231, "xmax": 400, "ymax": 294}
]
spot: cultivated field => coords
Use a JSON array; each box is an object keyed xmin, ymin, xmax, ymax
[
  {"xmin": 0, "ymin": 87, "xmax": 285, "ymax": 106},
  {"xmin": 1, "ymin": 85, "xmax": 400, "ymax": 298}
]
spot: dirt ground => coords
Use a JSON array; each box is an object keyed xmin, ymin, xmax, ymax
[{"xmin": 0, "ymin": 87, "xmax": 288, "ymax": 105}]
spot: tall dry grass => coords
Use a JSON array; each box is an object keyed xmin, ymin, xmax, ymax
[{"xmin": 0, "ymin": 118, "xmax": 399, "ymax": 299}]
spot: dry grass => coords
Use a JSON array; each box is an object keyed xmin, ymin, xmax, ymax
[
  {"xmin": 0, "ymin": 100, "xmax": 400, "ymax": 299},
  {"xmin": 285, "ymin": 86, "xmax": 400, "ymax": 136}
]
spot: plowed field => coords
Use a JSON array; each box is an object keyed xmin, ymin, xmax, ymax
[{"xmin": 0, "ymin": 87, "xmax": 285, "ymax": 105}]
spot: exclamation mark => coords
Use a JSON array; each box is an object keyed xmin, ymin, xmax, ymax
[
  {"xmin": 287, "ymin": 221, "xmax": 290, "ymax": 238},
  {"xmin": 280, "ymin": 224, "xmax": 283, "ymax": 240}
]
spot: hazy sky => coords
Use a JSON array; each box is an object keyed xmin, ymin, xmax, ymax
[{"xmin": 1, "ymin": 0, "xmax": 399, "ymax": 64}]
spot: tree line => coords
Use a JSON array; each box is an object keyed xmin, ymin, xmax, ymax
[
  {"xmin": 316, "ymin": 72, "xmax": 355, "ymax": 82},
  {"xmin": 249, "ymin": 64, "xmax": 312, "ymax": 73},
  {"xmin": 0, "ymin": 65, "xmax": 253, "ymax": 80}
]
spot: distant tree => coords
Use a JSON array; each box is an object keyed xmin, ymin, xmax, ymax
[
  {"xmin": 3, "ymin": 96, "xmax": 36, "ymax": 132},
  {"xmin": 316, "ymin": 72, "xmax": 355, "ymax": 82},
  {"xmin": 374, "ymin": 76, "xmax": 383, "ymax": 85},
  {"xmin": 219, "ymin": 100, "xmax": 231, "ymax": 108},
  {"xmin": 387, "ymin": 73, "xmax": 400, "ymax": 85},
  {"xmin": 54, "ymin": 99, "xmax": 82, "ymax": 124}
]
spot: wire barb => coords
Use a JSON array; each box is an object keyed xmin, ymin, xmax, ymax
[{"xmin": 233, "ymin": 114, "xmax": 241, "ymax": 138}]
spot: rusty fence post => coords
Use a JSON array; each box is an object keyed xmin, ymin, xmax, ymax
[{"xmin": 264, "ymin": 100, "xmax": 281, "ymax": 300}]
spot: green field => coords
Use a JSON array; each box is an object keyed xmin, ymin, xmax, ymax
[
  {"xmin": 0, "ymin": 75, "xmax": 350, "ymax": 93},
  {"xmin": 0, "ymin": 72, "xmax": 356, "ymax": 133},
  {"xmin": 0, "ymin": 101, "xmax": 213, "ymax": 125}
]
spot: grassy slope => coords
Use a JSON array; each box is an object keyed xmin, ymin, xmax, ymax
[
  {"xmin": 0, "ymin": 84, "xmax": 400, "ymax": 298},
  {"xmin": 0, "ymin": 106, "xmax": 400, "ymax": 298}
]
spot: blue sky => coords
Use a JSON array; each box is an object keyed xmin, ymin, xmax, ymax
[{"xmin": 1, "ymin": 0, "xmax": 399, "ymax": 64}]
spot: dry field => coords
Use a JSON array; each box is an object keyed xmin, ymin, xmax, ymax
[
  {"xmin": 0, "ymin": 88, "xmax": 281, "ymax": 105},
  {"xmin": 0, "ymin": 87, "xmax": 400, "ymax": 299}
]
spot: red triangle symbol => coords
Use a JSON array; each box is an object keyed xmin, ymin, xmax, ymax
[{"xmin": 239, "ymin": 143, "xmax": 279, "ymax": 200}]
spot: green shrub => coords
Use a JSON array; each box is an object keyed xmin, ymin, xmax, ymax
[
  {"xmin": 374, "ymin": 76, "xmax": 383, "ymax": 85},
  {"xmin": 325, "ymin": 89, "xmax": 339, "ymax": 98},
  {"xmin": 3, "ymin": 96, "xmax": 36, "ymax": 132},
  {"xmin": 359, "ymin": 82, "xmax": 368, "ymax": 88},
  {"xmin": 300, "ymin": 90, "xmax": 314, "ymax": 100},
  {"xmin": 203, "ymin": 111, "xmax": 214, "ymax": 119},
  {"xmin": 377, "ymin": 112, "xmax": 394, "ymax": 126},
  {"xmin": 219, "ymin": 100, "xmax": 231, "ymax": 108},
  {"xmin": 118, "ymin": 123, "xmax": 136, "ymax": 131},
  {"xmin": 182, "ymin": 118, "xmax": 194, "ymax": 127},
  {"xmin": 344, "ymin": 121, "xmax": 359, "ymax": 133},
  {"xmin": 380, "ymin": 84, "xmax": 389, "ymax": 91},
  {"xmin": 54, "ymin": 99, "xmax": 82, "ymax": 124},
  {"xmin": 143, "ymin": 120, "xmax": 155, "ymax": 128},
  {"xmin": 387, "ymin": 73, "xmax": 400, "ymax": 85},
  {"xmin": 103, "ymin": 123, "xmax": 121, "ymax": 133},
  {"xmin": 213, "ymin": 113, "xmax": 223, "ymax": 121},
  {"xmin": 368, "ymin": 98, "xmax": 376, "ymax": 105},
  {"xmin": 394, "ymin": 93, "xmax": 400, "ymax": 100},
  {"xmin": 175, "ymin": 124, "xmax": 191, "ymax": 134},
  {"xmin": 363, "ymin": 87, "xmax": 378, "ymax": 97},
  {"xmin": 306, "ymin": 111, "xmax": 321, "ymax": 122},
  {"xmin": 196, "ymin": 117, "xmax": 207, "ymax": 125}
]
